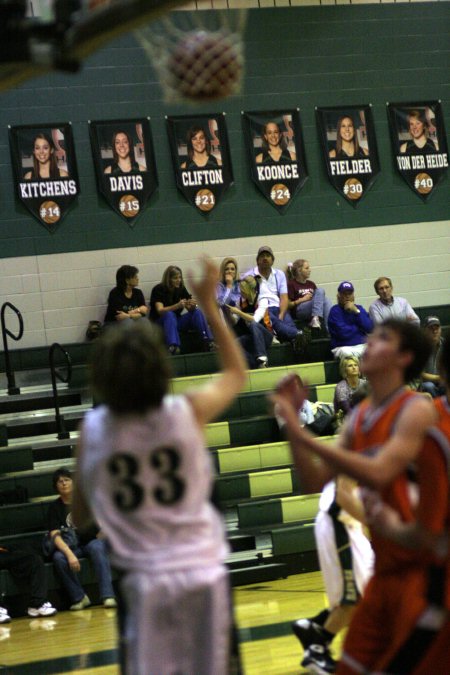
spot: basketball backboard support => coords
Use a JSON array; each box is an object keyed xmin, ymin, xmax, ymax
[{"xmin": 0, "ymin": 0, "xmax": 182, "ymax": 92}]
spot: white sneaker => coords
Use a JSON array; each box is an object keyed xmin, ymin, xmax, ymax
[
  {"xmin": 28, "ymin": 602, "xmax": 57, "ymax": 617},
  {"xmin": 309, "ymin": 316, "xmax": 321, "ymax": 329},
  {"xmin": 0, "ymin": 607, "xmax": 11, "ymax": 624}
]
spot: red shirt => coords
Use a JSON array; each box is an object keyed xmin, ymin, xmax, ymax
[{"xmin": 287, "ymin": 278, "xmax": 317, "ymax": 302}]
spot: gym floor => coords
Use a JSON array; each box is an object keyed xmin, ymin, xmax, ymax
[{"xmin": 0, "ymin": 571, "xmax": 344, "ymax": 674}]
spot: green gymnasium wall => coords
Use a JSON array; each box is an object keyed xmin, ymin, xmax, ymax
[{"xmin": 0, "ymin": 2, "xmax": 448, "ymax": 260}]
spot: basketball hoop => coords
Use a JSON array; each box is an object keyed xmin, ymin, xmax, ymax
[{"xmin": 134, "ymin": 9, "xmax": 247, "ymax": 104}]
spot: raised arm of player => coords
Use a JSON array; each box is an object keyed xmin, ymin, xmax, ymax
[
  {"xmin": 272, "ymin": 376, "xmax": 436, "ymax": 490},
  {"xmin": 185, "ymin": 257, "xmax": 247, "ymax": 427},
  {"xmin": 271, "ymin": 374, "xmax": 337, "ymax": 492}
]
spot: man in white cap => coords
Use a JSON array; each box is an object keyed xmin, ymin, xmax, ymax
[
  {"xmin": 420, "ymin": 315, "xmax": 445, "ymax": 397},
  {"xmin": 328, "ymin": 281, "xmax": 373, "ymax": 360},
  {"xmin": 248, "ymin": 245, "xmax": 307, "ymax": 354}
]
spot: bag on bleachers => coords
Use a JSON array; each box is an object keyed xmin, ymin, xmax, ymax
[
  {"xmin": 0, "ymin": 485, "xmax": 28, "ymax": 505},
  {"xmin": 307, "ymin": 402, "xmax": 336, "ymax": 436},
  {"xmin": 41, "ymin": 527, "xmax": 79, "ymax": 559},
  {"xmin": 86, "ymin": 320, "xmax": 103, "ymax": 341}
]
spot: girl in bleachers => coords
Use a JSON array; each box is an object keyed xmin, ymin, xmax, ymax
[{"xmin": 287, "ymin": 259, "xmax": 332, "ymax": 331}]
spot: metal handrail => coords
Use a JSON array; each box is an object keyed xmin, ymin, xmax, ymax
[
  {"xmin": 49, "ymin": 343, "xmax": 72, "ymax": 440},
  {"xmin": 1, "ymin": 302, "xmax": 24, "ymax": 395}
]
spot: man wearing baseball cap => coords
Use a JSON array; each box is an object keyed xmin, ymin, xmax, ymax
[
  {"xmin": 246, "ymin": 245, "xmax": 307, "ymax": 354},
  {"xmin": 328, "ymin": 281, "xmax": 373, "ymax": 360},
  {"xmin": 420, "ymin": 316, "xmax": 445, "ymax": 397}
]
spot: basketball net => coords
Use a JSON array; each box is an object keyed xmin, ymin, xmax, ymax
[{"xmin": 134, "ymin": 8, "xmax": 247, "ymax": 103}]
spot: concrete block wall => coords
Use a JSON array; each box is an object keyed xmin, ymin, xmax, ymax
[{"xmin": 1, "ymin": 219, "xmax": 448, "ymax": 348}]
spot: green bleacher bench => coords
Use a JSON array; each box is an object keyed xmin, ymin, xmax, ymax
[
  {"xmin": 213, "ymin": 436, "xmax": 336, "ymax": 475},
  {"xmin": 215, "ymin": 467, "xmax": 300, "ymax": 504},
  {"xmin": 0, "ymin": 501, "xmax": 50, "ymax": 537},
  {"xmin": 271, "ymin": 522, "xmax": 317, "ymax": 556},
  {"xmin": 0, "ymin": 446, "xmax": 33, "ymax": 473},
  {"xmin": 237, "ymin": 493, "xmax": 320, "ymax": 530}
]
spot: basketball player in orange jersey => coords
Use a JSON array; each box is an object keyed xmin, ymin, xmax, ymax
[
  {"xmin": 364, "ymin": 332, "xmax": 450, "ymax": 674},
  {"xmin": 271, "ymin": 319, "xmax": 441, "ymax": 674}
]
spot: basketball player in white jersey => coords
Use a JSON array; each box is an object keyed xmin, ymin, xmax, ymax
[{"xmin": 72, "ymin": 257, "xmax": 247, "ymax": 675}]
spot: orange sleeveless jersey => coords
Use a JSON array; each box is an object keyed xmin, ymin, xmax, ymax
[
  {"xmin": 428, "ymin": 395, "xmax": 450, "ymax": 610},
  {"xmin": 349, "ymin": 388, "xmax": 429, "ymax": 574}
]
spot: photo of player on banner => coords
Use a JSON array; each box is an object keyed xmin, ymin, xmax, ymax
[
  {"xmin": 9, "ymin": 123, "xmax": 80, "ymax": 231},
  {"xmin": 316, "ymin": 105, "xmax": 380, "ymax": 207},
  {"xmin": 243, "ymin": 110, "xmax": 308, "ymax": 213},
  {"xmin": 89, "ymin": 118, "xmax": 157, "ymax": 225},
  {"xmin": 387, "ymin": 101, "xmax": 448, "ymax": 201},
  {"xmin": 166, "ymin": 114, "xmax": 233, "ymax": 214}
]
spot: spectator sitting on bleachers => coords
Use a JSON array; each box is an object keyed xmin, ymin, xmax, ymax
[
  {"xmin": 369, "ymin": 277, "xmax": 420, "ymax": 326},
  {"xmin": 222, "ymin": 274, "xmax": 273, "ymax": 369},
  {"xmin": 245, "ymin": 245, "xmax": 307, "ymax": 355},
  {"xmin": 104, "ymin": 265, "xmax": 148, "ymax": 324},
  {"xmin": 328, "ymin": 281, "xmax": 373, "ymax": 360},
  {"xmin": 287, "ymin": 259, "xmax": 332, "ymax": 331},
  {"xmin": 149, "ymin": 265, "xmax": 215, "ymax": 355},
  {"xmin": 0, "ymin": 543, "xmax": 57, "ymax": 620},
  {"xmin": 216, "ymin": 257, "xmax": 241, "ymax": 309},
  {"xmin": 47, "ymin": 468, "xmax": 116, "ymax": 611},
  {"xmin": 333, "ymin": 356, "xmax": 366, "ymax": 418},
  {"xmin": 420, "ymin": 316, "xmax": 445, "ymax": 398}
]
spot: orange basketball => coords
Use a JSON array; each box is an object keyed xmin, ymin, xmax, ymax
[{"xmin": 168, "ymin": 30, "xmax": 242, "ymax": 101}]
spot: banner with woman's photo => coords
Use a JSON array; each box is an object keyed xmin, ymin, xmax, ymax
[
  {"xmin": 166, "ymin": 114, "xmax": 233, "ymax": 213},
  {"xmin": 316, "ymin": 106, "xmax": 380, "ymax": 206},
  {"xmin": 387, "ymin": 101, "xmax": 448, "ymax": 201},
  {"xmin": 9, "ymin": 123, "xmax": 80, "ymax": 231},
  {"xmin": 89, "ymin": 118, "xmax": 157, "ymax": 224},
  {"xmin": 242, "ymin": 110, "xmax": 308, "ymax": 213}
]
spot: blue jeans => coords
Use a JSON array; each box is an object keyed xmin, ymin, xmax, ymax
[
  {"xmin": 239, "ymin": 321, "xmax": 273, "ymax": 368},
  {"xmin": 294, "ymin": 288, "xmax": 332, "ymax": 326},
  {"xmin": 268, "ymin": 307, "xmax": 298, "ymax": 342},
  {"xmin": 156, "ymin": 308, "xmax": 212, "ymax": 348},
  {"xmin": 52, "ymin": 538, "xmax": 115, "ymax": 603}
]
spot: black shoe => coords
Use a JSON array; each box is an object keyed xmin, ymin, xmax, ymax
[
  {"xmin": 309, "ymin": 608, "xmax": 331, "ymax": 627},
  {"xmin": 292, "ymin": 329, "xmax": 310, "ymax": 355},
  {"xmin": 168, "ymin": 344, "xmax": 180, "ymax": 355},
  {"xmin": 301, "ymin": 643, "xmax": 337, "ymax": 674},
  {"xmin": 291, "ymin": 618, "xmax": 328, "ymax": 650}
]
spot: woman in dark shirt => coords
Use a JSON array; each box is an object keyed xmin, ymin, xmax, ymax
[
  {"xmin": 104, "ymin": 265, "xmax": 148, "ymax": 323},
  {"xmin": 150, "ymin": 265, "xmax": 214, "ymax": 354}
]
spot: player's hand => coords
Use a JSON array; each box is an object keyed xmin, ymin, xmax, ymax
[
  {"xmin": 187, "ymin": 257, "xmax": 219, "ymax": 309},
  {"xmin": 269, "ymin": 373, "xmax": 309, "ymax": 430},
  {"xmin": 275, "ymin": 373, "xmax": 308, "ymax": 412},
  {"xmin": 362, "ymin": 489, "xmax": 401, "ymax": 534}
]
